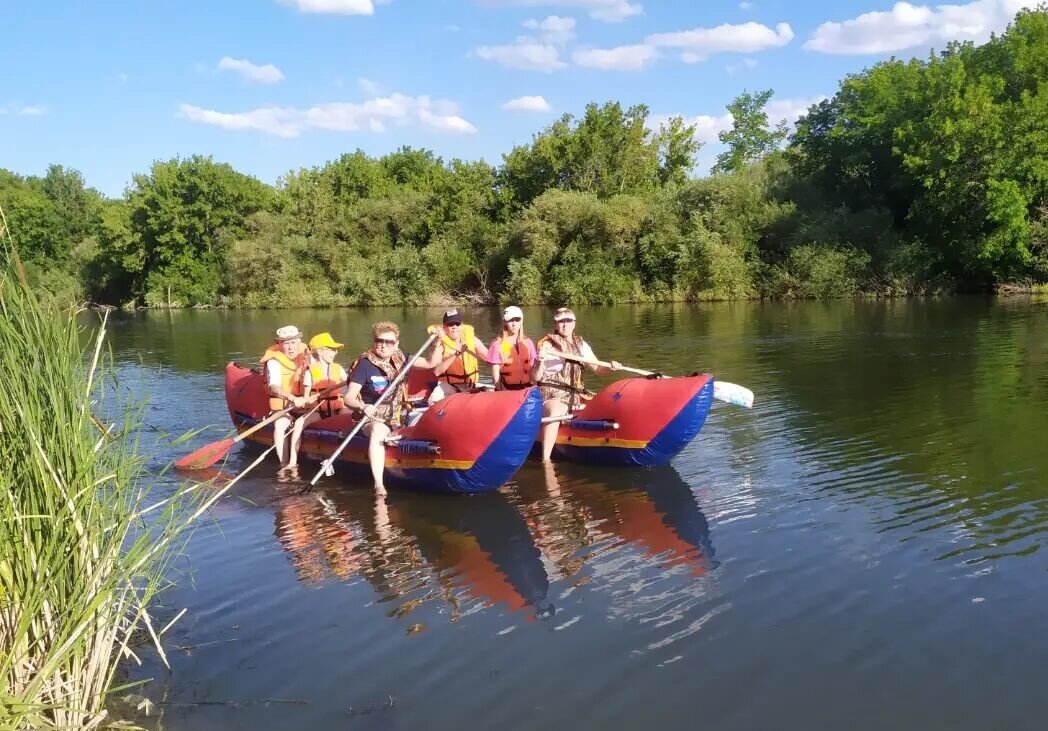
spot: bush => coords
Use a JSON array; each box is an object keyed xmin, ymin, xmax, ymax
[{"xmin": 767, "ymin": 243, "xmax": 871, "ymax": 298}]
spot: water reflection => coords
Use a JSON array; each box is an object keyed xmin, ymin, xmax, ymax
[
  {"xmin": 509, "ymin": 463, "xmax": 717, "ymax": 582},
  {"xmin": 268, "ymin": 461, "xmax": 718, "ymax": 630},
  {"xmin": 273, "ymin": 488, "xmax": 553, "ymax": 621}
]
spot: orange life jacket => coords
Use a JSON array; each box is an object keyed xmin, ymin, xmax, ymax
[
  {"xmin": 437, "ymin": 324, "xmax": 479, "ymax": 386},
  {"xmin": 308, "ymin": 361, "xmax": 347, "ymax": 417},
  {"xmin": 260, "ymin": 343, "xmax": 309, "ymax": 411},
  {"xmin": 492, "ymin": 335, "xmax": 535, "ymax": 389}
]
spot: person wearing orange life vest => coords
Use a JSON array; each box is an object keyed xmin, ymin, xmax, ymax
[
  {"xmin": 487, "ymin": 305, "xmax": 536, "ymax": 391},
  {"xmin": 260, "ymin": 325, "xmax": 311, "ymax": 468},
  {"xmin": 424, "ymin": 308, "xmax": 490, "ymax": 403},
  {"xmin": 281, "ymin": 332, "xmax": 350, "ymax": 469},
  {"xmin": 532, "ymin": 307, "xmax": 622, "ymax": 462}
]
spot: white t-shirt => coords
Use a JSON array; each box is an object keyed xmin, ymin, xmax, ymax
[{"xmin": 541, "ymin": 339, "xmax": 596, "ymax": 376}]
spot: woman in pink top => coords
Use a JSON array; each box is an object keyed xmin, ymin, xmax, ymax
[{"xmin": 487, "ymin": 306, "xmax": 537, "ymax": 391}]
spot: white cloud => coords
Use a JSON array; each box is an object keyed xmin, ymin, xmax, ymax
[
  {"xmin": 572, "ymin": 44, "xmax": 659, "ymax": 70},
  {"xmin": 217, "ymin": 56, "xmax": 285, "ymax": 84},
  {"xmin": 649, "ymin": 96, "xmax": 824, "ymax": 145},
  {"xmin": 766, "ymin": 96, "xmax": 825, "ymax": 126},
  {"xmin": 278, "ymin": 0, "xmax": 375, "ymax": 15},
  {"xmin": 180, "ymin": 92, "xmax": 477, "ymax": 137},
  {"xmin": 502, "ymin": 95, "xmax": 552, "ymax": 111},
  {"xmin": 475, "ymin": 39, "xmax": 567, "ymax": 71},
  {"xmin": 739, "ymin": 1, "xmax": 753, "ymax": 9},
  {"xmin": 481, "ymin": 0, "xmax": 642, "ymax": 23},
  {"xmin": 523, "ymin": 15, "xmax": 576, "ymax": 43},
  {"xmin": 804, "ymin": 0, "xmax": 1025, "ymax": 55},
  {"xmin": 357, "ymin": 77, "xmax": 381, "ymax": 94},
  {"xmin": 647, "ymin": 21, "xmax": 794, "ymax": 62},
  {"xmin": 18, "ymin": 105, "xmax": 47, "ymax": 116}
]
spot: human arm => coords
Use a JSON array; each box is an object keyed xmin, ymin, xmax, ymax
[
  {"xmin": 344, "ymin": 380, "xmax": 382, "ymax": 420},
  {"xmin": 472, "ymin": 336, "xmax": 490, "ymax": 362},
  {"xmin": 581, "ymin": 342, "xmax": 621, "ymax": 375},
  {"xmin": 433, "ymin": 341, "xmax": 466, "ymax": 378},
  {"xmin": 266, "ymin": 360, "xmax": 308, "ymax": 408}
]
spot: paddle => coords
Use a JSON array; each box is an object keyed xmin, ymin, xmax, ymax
[
  {"xmin": 545, "ymin": 350, "xmax": 755, "ymax": 409},
  {"xmin": 174, "ymin": 378, "xmax": 348, "ymax": 470},
  {"xmin": 307, "ymin": 333, "xmax": 439, "ymax": 489}
]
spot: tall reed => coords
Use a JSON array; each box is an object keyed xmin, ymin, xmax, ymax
[{"xmin": 0, "ymin": 206, "xmax": 204, "ymax": 728}]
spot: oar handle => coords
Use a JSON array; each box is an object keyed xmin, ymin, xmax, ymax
[
  {"xmin": 236, "ymin": 378, "xmax": 349, "ymax": 445},
  {"xmin": 549, "ymin": 349, "xmax": 754, "ymax": 408},
  {"xmin": 545, "ymin": 349, "xmax": 652, "ymax": 376},
  {"xmin": 308, "ymin": 333, "xmax": 439, "ymax": 488}
]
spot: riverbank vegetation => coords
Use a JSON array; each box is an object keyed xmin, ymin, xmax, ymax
[
  {"xmin": 0, "ymin": 210, "xmax": 235, "ymax": 727},
  {"xmin": 3, "ymin": 7, "xmax": 1046, "ymax": 307}
]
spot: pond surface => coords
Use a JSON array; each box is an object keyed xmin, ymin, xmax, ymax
[{"xmin": 110, "ymin": 299, "xmax": 1048, "ymax": 730}]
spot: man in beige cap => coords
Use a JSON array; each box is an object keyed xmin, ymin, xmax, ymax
[{"xmin": 259, "ymin": 325, "xmax": 311, "ymax": 467}]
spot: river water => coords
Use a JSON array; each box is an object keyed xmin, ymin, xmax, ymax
[{"xmin": 109, "ymin": 298, "xmax": 1048, "ymax": 730}]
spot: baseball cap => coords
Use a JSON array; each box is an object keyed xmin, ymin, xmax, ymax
[
  {"xmin": 309, "ymin": 332, "xmax": 344, "ymax": 350},
  {"xmin": 503, "ymin": 305, "xmax": 524, "ymax": 321},
  {"xmin": 553, "ymin": 308, "xmax": 575, "ymax": 322},
  {"xmin": 443, "ymin": 308, "xmax": 463, "ymax": 325}
]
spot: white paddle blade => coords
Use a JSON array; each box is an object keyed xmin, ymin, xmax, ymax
[{"xmin": 713, "ymin": 381, "xmax": 754, "ymax": 408}]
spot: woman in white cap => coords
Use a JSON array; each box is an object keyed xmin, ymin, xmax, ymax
[
  {"xmin": 487, "ymin": 305, "xmax": 536, "ymax": 391},
  {"xmin": 259, "ymin": 325, "xmax": 311, "ymax": 467},
  {"xmin": 532, "ymin": 307, "xmax": 621, "ymax": 462}
]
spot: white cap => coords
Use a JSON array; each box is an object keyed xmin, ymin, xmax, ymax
[
  {"xmin": 502, "ymin": 305, "xmax": 524, "ymax": 321},
  {"xmin": 275, "ymin": 325, "xmax": 302, "ymax": 341},
  {"xmin": 553, "ymin": 307, "xmax": 575, "ymax": 322}
]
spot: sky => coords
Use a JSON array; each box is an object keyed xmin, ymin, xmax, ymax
[{"xmin": 0, "ymin": 0, "xmax": 1032, "ymax": 197}]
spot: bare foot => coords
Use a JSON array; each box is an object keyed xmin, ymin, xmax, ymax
[{"xmin": 374, "ymin": 483, "xmax": 388, "ymax": 497}]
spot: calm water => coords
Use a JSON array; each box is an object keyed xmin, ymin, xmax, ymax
[{"xmin": 108, "ymin": 299, "xmax": 1048, "ymax": 730}]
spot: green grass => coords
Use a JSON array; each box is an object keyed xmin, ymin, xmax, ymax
[{"xmin": 0, "ymin": 205, "xmax": 246, "ymax": 729}]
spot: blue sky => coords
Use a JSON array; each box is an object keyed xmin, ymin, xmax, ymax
[{"xmin": 0, "ymin": 0, "xmax": 1029, "ymax": 196}]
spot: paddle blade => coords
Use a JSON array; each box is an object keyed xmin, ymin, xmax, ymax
[
  {"xmin": 174, "ymin": 437, "xmax": 236, "ymax": 471},
  {"xmin": 713, "ymin": 381, "xmax": 754, "ymax": 408}
]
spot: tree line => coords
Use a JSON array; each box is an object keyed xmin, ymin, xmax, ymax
[{"xmin": 3, "ymin": 7, "xmax": 1046, "ymax": 307}]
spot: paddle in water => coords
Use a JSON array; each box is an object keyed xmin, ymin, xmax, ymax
[
  {"xmin": 174, "ymin": 379, "xmax": 348, "ymax": 470},
  {"xmin": 547, "ymin": 351, "xmax": 755, "ymax": 409}
]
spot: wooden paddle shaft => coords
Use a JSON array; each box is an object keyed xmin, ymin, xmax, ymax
[
  {"xmin": 236, "ymin": 378, "xmax": 349, "ymax": 444},
  {"xmin": 547, "ymin": 350, "xmax": 650, "ymax": 376}
]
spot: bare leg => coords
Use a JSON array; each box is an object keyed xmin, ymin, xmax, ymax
[
  {"xmin": 273, "ymin": 415, "xmax": 293, "ymax": 466},
  {"xmin": 540, "ymin": 399, "xmax": 568, "ymax": 462},
  {"xmin": 365, "ymin": 420, "xmax": 392, "ymax": 494},
  {"xmin": 287, "ymin": 412, "xmax": 320, "ymax": 468}
]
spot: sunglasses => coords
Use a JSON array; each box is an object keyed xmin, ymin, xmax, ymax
[
  {"xmin": 446, "ymin": 321, "xmax": 463, "ymax": 327},
  {"xmin": 556, "ymin": 318, "xmax": 576, "ymax": 324},
  {"xmin": 505, "ymin": 317, "xmax": 522, "ymax": 323},
  {"xmin": 374, "ymin": 337, "xmax": 397, "ymax": 346}
]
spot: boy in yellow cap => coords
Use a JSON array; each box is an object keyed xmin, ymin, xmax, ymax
[{"xmin": 286, "ymin": 332, "xmax": 349, "ymax": 469}]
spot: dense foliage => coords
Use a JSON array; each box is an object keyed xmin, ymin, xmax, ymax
[{"xmin": 3, "ymin": 8, "xmax": 1046, "ymax": 307}]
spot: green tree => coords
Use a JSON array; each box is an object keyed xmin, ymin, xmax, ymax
[
  {"xmin": 713, "ymin": 90, "xmax": 788, "ymax": 175},
  {"xmin": 125, "ymin": 156, "xmax": 274, "ymax": 305}
]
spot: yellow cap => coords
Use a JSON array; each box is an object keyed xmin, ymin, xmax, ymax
[{"xmin": 309, "ymin": 332, "xmax": 344, "ymax": 350}]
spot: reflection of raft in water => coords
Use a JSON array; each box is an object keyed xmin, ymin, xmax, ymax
[
  {"xmin": 225, "ymin": 362, "xmax": 541, "ymax": 494},
  {"xmin": 514, "ymin": 464, "xmax": 716, "ymax": 578},
  {"xmin": 273, "ymin": 488, "xmax": 552, "ymax": 620},
  {"xmin": 544, "ymin": 375, "xmax": 715, "ymax": 466}
]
